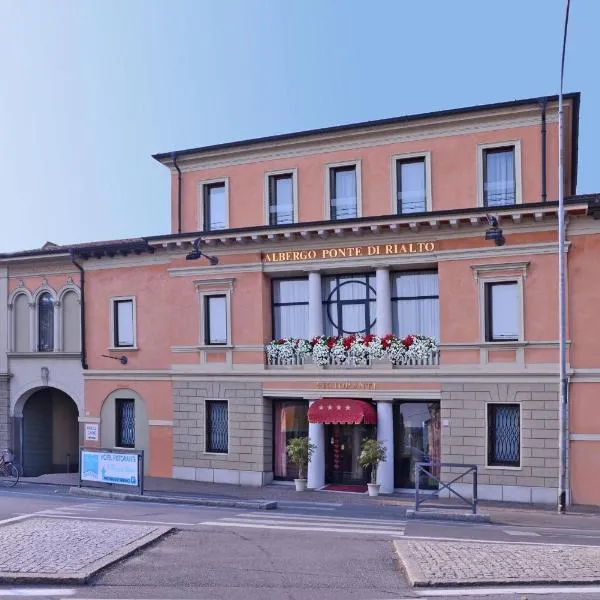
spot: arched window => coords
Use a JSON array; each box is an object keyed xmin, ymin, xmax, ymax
[
  {"xmin": 13, "ymin": 293, "xmax": 31, "ymax": 352},
  {"xmin": 38, "ymin": 292, "xmax": 54, "ymax": 352},
  {"xmin": 61, "ymin": 290, "xmax": 80, "ymax": 352}
]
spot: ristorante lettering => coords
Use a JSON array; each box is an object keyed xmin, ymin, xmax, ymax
[{"xmin": 263, "ymin": 242, "xmax": 435, "ymax": 263}]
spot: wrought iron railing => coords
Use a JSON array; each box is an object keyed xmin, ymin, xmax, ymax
[{"xmin": 414, "ymin": 462, "xmax": 479, "ymax": 515}]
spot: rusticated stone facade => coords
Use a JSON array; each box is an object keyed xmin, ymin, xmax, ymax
[
  {"xmin": 172, "ymin": 379, "xmax": 272, "ymax": 486},
  {"xmin": 440, "ymin": 382, "xmax": 559, "ymax": 504}
]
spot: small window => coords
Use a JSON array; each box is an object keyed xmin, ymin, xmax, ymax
[
  {"xmin": 488, "ymin": 404, "xmax": 520, "ymax": 467},
  {"xmin": 206, "ymin": 400, "xmax": 228, "ymax": 453},
  {"xmin": 205, "ymin": 295, "xmax": 227, "ymax": 345},
  {"xmin": 329, "ymin": 165, "xmax": 357, "ymax": 220},
  {"xmin": 268, "ymin": 173, "xmax": 294, "ymax": 225},
  {"xmin": 116, "ymin": 398, "xmax": 135, "ymax": 448},
  {"xmin": 485, "ymin": 282, "xmax": 519, "ymax": 342},
  {"xmin": 203, "ymin": 182, "xmax": 227, "ymax": 231},
  {"xmin": 113, "ymin": 299, "xmax": 135, "ymax": 348},
  {"xmin": 272, "ymin": 278, "xmax": 308, "ymax": 339},
  {"xmin": 483, "ymin": 147, "xmax": 516, "ymax": 207},
  {"xmin": 396, "ymin": 157, "xmax": 426, "ymax": 214},
  {"xmin": 38, "ymin": 292, "xmax": 54, "ymax": 352}
]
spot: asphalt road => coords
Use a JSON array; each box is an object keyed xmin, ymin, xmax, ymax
[{"xmin": 1, "ymin": 483, "xmax": 600, "ymax": 600}]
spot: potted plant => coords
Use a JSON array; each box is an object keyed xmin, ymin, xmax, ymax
[
  {"xmin": 286, "ymin": 436, "xmax": 316, "ymax": 491},
  {"xmin": 359, "ymin": 438, "xmax": 387, "ymax": 497}
]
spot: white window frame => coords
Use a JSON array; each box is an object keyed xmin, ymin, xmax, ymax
[
  {"xmin": 109, "ymin": 296, "xmax": 137, "ymax": 350},
  {"xmin": 485, "ymin": 401, "xmax": 523, "ymax": 470},
  {"xmin": 480, "ymin": 278, "xmax": 523, "ymax": 343},
  {"xmin": 197, "ymin": 177, "xmax": 230, "ymax": 232},
  {"xmin": 324, "ymin": 160, "xmax": 362, "ymax": 221},
  {"xmin": 391, "ymin": 151, "xmax": 432, "ymax": 214},
  {"xmin": 263, "ymin": 168, "xmax": 298, "ymax": 226},
  {"xmin": 477, "ymin": 140, "xmax": 522, "ymax": 208},
  {"xmin": 195, "ymin": 279, "xmax": 234, "ymax": 348},
  {"xmin": 204, "ymin": 398, "xmax": 230, "ymax": 455}
]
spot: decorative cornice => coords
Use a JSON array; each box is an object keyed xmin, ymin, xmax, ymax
[{"xmin": 470, "ymin": 261, "xmax": 530, "ymax": 281}]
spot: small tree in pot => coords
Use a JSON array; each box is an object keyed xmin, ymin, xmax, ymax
[
  {"xmin": 359, "ymin": 438, "xmax": 387, "ymax": 496},
  {"xmin": 286, "ymin": 436, "xmax": 316, "ymax": 491}
]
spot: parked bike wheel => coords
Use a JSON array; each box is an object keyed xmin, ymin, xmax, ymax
[{"xmin": 0, "ymin": 463, "xmax": 19, "ymax": 487}]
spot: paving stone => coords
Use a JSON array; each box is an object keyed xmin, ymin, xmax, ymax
[
  {"xmin": 0, "ymin": 517, "xmax": 169, "ymax": 581},
  {"xmin": 394, "ymin": 539, "xmax": 600, "ymax": 587}
]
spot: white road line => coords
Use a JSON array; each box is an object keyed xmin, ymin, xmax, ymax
[
  {"xmin": 241, "ymin": 511, "xmax": 406, "ymax": 525},
  {"xmin": 221, "ymin": 516, "xmax": 406, "ymax": 530},
  {"xmin": 200, "ymin": 521, "xmax": 404, "ymax": 536},
  {"xmin": 0, "ymin": 514, "xmax": 34, "ymax": 526},
  {"xmin": 31, "ymin": 514, "xmax": 193, "ymax": 526},
  {"xmin": 0, "ymin": 589, "xmax": 75, "ymax": 596},
  {"xmin": 413, "ymin": 585, "xmax": 600, "ymax": 596},
  {"xmin": 401, "ymin": 533, "xmax": 600, "ymax": 548},
  {"xmin": 503, "ymin": 529, "xmax": 541, "ymax": 536}
]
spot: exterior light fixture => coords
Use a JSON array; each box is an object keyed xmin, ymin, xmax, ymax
[
  {"xmin": 185, "ymin": 238, "xmax": 218, "ymax": 265},
  {"xmin": 485, "ymin": 214, "xmax": 505, "ymax": 246},
  {"xmin": 101, "ymin": 354, "xmax": 128, "ymax": 365}
]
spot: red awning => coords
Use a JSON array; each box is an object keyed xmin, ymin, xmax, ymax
[{"xmin": 307, "ymin": 398, "xmax": 377, "ymax": 425}]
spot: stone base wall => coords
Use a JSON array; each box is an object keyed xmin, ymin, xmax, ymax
[
  {"xmin": 0, "ymin": 375, "xmax": 9, "ymax": 452},
  {"xmin": 440, "ymin": 382, "xmax": 559, "ymax": 498},
  {"xmin": 172, "ymin": 380, "xmax": 272, "ymax": 485}
]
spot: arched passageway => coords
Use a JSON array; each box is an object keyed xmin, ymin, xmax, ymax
[{"xmin": 22, "ymin": 388, "xmax": 79, "ymax": 476}]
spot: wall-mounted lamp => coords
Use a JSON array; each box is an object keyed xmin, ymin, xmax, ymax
[
  {"xmin": 101, "ymin": 354, "xmax": 128, "ymax": 365},
  {"xmin": 185, "ymin": 238, "xmax": 219, "ymax": 265},
  {"xmin": 485, "ymin": 214, "xmax": 505, "ymax": 246}
]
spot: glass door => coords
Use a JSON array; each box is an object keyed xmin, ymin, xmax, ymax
[
  {"xmin": 325, "ymin": 424, "xmax": 373, "ymax": 484},
  {"xmin": 393, "ymin": 401, "xmax": 441, "ymax": 489}
]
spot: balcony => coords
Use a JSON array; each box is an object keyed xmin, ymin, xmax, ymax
[{"xmin": 265, "ymin": 335, "xmax": 440, "ymax": 370}]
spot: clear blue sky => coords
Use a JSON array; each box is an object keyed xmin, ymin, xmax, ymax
[{"xmin": 0, "ymin": 0, "xmax": 597, "ymax": 252}]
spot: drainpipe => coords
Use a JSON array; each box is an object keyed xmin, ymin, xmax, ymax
[
  {"xmin": 539, "ymin": 97, "xmax": 548, "ymax": 202},
  {"xmin": 172, "ymin": 152, "xmax": 182, "ymax": 234},
  {"xmin": 70, "ymin": 251, "xmax": 88, "ymax": 370}
]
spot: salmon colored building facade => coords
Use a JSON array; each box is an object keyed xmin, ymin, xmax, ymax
[{"xmin": 2, "ymin": 93, "xmax": 600, "ymax": 505}]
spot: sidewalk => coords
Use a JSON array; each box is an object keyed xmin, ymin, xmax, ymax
[{"xmin": 19, "ymin": 472, "xmax": 600, "ymax": 530}]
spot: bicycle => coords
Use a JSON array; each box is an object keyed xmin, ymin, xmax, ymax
[{"xmin": 0, "ymin": 450, "xmax": 20, "ymax": 487}]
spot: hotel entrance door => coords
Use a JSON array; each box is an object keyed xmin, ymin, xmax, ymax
[{"xmin": 325, "ymin": 424, "xmax": 374, "ymax": 485}]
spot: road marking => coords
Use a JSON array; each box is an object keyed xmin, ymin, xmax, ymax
[
  {"xmin": 33, "ymin": 514, "xmax": 194, "ymax": 526},
  {"xmin": 0, "ymin": 590, "xmax": 75, "ymax": 596},
  {"xmin": 400, "ymin": 533, "xmax": 600, "ymax": 548},
  {"xmin": 200, "ymin": 521, "xmax": 405, "ymax": 535},
  {"xmin": 236, "ymin": 512, "xmax": 407, "ymax": 526},
  {"xmin": 503, "ymin": 529, "xmax": 541, "ymax": 536},
  {"xmin": 411, "ymin": 585, "xmax": 600, "ymax": 596},
  {"xmin": 0, "ymin": 514, "xmax": 34, "ymax": 526}
]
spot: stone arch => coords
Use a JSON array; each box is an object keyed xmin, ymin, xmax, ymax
[
  {"xmin": 16, "ymin": 386, "xmax": 79, "ymax": 476},
  {"xmin": 100, "ymin": 388, "xmax": 150, "ymax": 474}
]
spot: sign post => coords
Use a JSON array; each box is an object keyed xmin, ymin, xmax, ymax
[{"xmin": 79, "ymin": 447, "xmax": 144, "ymax": 495}]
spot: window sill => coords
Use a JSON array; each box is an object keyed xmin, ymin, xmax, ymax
[
  {"xmin": 7, "ymin": 351, "xmax": 81, "ymax": 358},
  {"xmin": 204, "ymin": 451, "xmax": 229, "ymax": 456},
  {"xmin": 108, "ymin": 347, "xmax": 139, "ymax": 352},
  {"xmin": 201, "ymin": 344, "xmax": 232, "ymax": 350},
  {"xmin": 485, "ymin": 464, "xmax": 522, "ymax": 471}
]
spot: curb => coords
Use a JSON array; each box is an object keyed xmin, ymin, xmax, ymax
[
  {"xmin": 69, "ymin": 486, "xmax": 278, "ymax": 510},
  {"xmin": 0, "ymin": 526, "xmax": 172, "ymax": 584},
  {"xmin": 405, "ymin": 509, "xmax": 491, "ymax": 523}
]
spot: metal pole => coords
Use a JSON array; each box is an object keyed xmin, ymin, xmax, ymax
[{"xmin": 557, "ymin": 0, "xmax": 571, "ymax": 515}]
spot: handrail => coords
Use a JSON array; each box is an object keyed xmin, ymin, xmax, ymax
[{"xmin": 414, "ymin": 462, "xmax": 478, "ymax": 515}]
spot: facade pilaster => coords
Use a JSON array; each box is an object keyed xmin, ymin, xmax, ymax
[
  {"xmin": 375, "ymin": 268, "xmax": 392, "ymax": 336},
  {"xmin": 376, "ymin": 401, "xmax": 395, "ymax": 494},
  {"xmin": 308, "ymin": 271, "xmax": 323, "ymax": 338},
  {"xmin": 307, "ymin": 401, "xmax": 325, "ymax": 489}
]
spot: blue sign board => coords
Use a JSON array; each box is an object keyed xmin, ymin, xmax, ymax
[{"xmin": 81, "ymin": 449, "xmax": 140, "ymax": 486}]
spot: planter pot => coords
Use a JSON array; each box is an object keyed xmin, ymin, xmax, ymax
[
  {"xmin": 294, "ymin": 478, "xmax": 307, "ymax": 492},
  {"xmin": 367, "ymin": 483, "xmax": 380, "ymax": 497}
]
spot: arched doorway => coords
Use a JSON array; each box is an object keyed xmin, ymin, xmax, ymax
[{"xmin": 22, "ymin": 388, "xmax": 79, "ymax": 476}]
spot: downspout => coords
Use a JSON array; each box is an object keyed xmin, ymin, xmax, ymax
[
  {"xmin": 172, "ymin": 152, "xmax": 182, "ymax": 234},
  {"xmin": 70, "ymin": 251, "xmax": 88, "ymax": 370},
  {"xmin": 539, "ymin": 97, "xmax": 548, "ymax": 202}
]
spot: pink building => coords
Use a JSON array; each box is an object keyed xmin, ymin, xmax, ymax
[{"xmin": 2, "ymin": 93, "xmax": 600, "ymax": 505}]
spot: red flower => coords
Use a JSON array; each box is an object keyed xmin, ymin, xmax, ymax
[
  {"xmin": 277, "ymin": 338, "xmax": 285, "ymax": 344},
  {"xmin": 342, "ymin": 335, "xmax": 353, "ymax": 350},
  {"xmin": 363, "ymin": 334, "xmax": 375, "ymax": 345},
  {"xmin": 402, "ymin": 335, "xmax": 414, "ymax": 348},
  {"xmin": 327, "ymin": 337, "xmax": 336, "ymax": 349}
]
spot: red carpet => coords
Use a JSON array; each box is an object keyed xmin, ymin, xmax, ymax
[{"xmin": 321, "ymin": 484, "xmax": 368, "ymax": 493}]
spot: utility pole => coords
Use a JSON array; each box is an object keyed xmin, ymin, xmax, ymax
[{"xmin": 557, "ymin": 0, "xmax": 571, "ymax": 515}]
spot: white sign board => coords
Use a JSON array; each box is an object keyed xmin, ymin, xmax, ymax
[
  {"xmin": 84, "ymin": 424, "xmax": 99, "ymax": 441},
  {"xmin": 81, "ymin": 450, "xmax": 139, "ymax": 486}
]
